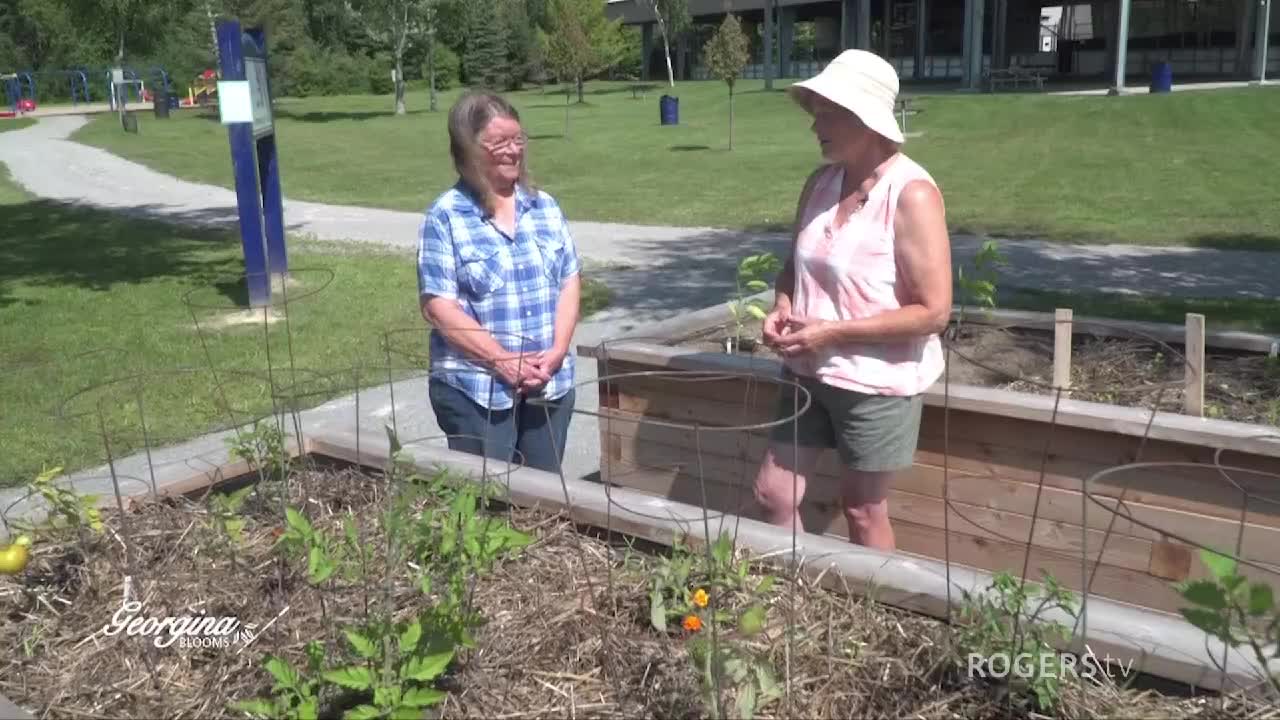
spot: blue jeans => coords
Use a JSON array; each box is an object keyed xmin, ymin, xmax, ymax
[{"xmin": 428, "ymin": 378, "xmax": 575, "ymax": 473}]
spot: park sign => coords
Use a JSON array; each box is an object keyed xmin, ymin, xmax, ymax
[{"xmin": 215, "ymin": 18, "xmax": 287, "ymax": 308}]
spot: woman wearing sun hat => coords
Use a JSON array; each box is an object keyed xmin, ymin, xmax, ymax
[{"xmin": 754, "ymin": 49, "xmax": 953, "ymax": 552}]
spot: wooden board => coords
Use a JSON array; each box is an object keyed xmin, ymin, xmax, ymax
[
  {"xmin": 600, "ymin": 461, "xmax": 1231, "ymax": 616},
  {"xmin": 603, "ymin": 450, "xmax": 1160, "ymax": 575},
  {"xmin": 600, "ymin": 408, "xmax": 1280, "ymax": 568},
  {"xmin": 604, "ymin": 382, "xmax": 1280, "ymax": 528}
]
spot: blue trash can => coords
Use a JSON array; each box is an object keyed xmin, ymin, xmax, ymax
[
  {"xmin": 659, "ymin": 94, "xmax": 678, "ymax": 125},
  {"xmin": 1150, "ymin": 62, "xmax": 1173, "ymax": 93}
]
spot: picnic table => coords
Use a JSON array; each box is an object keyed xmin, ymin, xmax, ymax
[{"xmin": 985, "ymin": 65, "xmax": 1047, "ymax": 92}]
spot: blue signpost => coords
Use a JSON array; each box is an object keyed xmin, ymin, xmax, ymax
[{"xmin": 216, "ymin": 19, "xmax": 288, "ymax": 308}]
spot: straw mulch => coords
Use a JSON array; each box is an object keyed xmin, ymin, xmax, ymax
[{"xmin": 0, "ymin": 465, "xmax": 1274, "ymax": 719}]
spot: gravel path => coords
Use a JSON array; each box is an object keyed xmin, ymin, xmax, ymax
[{"xmin": 2, "ymin": 113, "xmax": 1277, "ymax": 489}]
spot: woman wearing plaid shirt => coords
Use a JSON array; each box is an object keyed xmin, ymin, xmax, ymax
[{"xmin": 417, "ymin": 91, "xmax": 581, "ymax": 473}]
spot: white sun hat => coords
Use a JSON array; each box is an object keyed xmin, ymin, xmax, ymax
[{"xmin": 787, "ymin": 49, "xmax": 904, "ymax": 144}]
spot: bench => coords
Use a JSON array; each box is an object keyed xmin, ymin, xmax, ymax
[
  {"xmin": 985, "ymin": 65, "xmax": 1047, "ymax": 92},
  {"xmin": 619, "ymin": 75, "xmax": 656, "ymax": 99}
]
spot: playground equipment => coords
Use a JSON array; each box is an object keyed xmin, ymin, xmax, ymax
[
  {"xmin": 68, "ymin": 69, "xmax": 90, "ymax": 103},
  {"xmin": 139, "ymin": 66, "xmax": 171, "ymax": 102},
  {"xmin": 106, "ymin": 67, "xmax": 145, "ymax": 109},
  {"xmin": 2, "ymin": 73, "xmax": 36, "ymax": 116},
  {"xmin": 188, "ymin": 69, "xmax": 218, "ymax": 107},
  {"xmin": 0, "ymin": 69, "xmax": 91, "ymax": 106}
]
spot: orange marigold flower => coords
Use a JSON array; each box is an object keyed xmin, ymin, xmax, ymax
[
  {"xmin": 683, "ymin": 614, "xmax": 702, "ymax": 632},
  {"xmin": 692, "ymin": 588, "xmax": 709, "ymax": 608}
]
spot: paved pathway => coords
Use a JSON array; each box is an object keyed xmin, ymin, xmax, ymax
[
  {"xmin": 1050, "ymin": 79, "xmax": 1276, "ymax": 96},
  {"xmin": 1, "ymin": 114, "xmax": 1277, "ymax": 492}
]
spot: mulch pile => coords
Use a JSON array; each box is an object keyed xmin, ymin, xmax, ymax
[{"xmin": 1, "ymin": 465, "xmax": 1275, "ymax": 719}]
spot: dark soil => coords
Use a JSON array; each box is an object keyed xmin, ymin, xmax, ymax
[{"xmin": 674, "ymin": 321, "xmax": 1280, "ymax": 427}]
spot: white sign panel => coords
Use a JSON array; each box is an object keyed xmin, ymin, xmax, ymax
[
  {"xmin": 246, "ymin": 58, "xmax": 274, "ymax": 138},
  {"xmin": 217, "ymin": 81, "xmax": 253, "ymax": 124}
]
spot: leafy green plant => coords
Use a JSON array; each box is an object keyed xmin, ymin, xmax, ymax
[
  {"xmin": 236, "ymin": 427, "xmax": 537, "ymax": 720},
  {"xmin": 953, "ymin": 240, "xmax": 1006, "ymax": 336},
  {"xmin": 410, "ymin": 465, "xmax": 533, "ymax": 649},
  {"xmin": 209, "ymin": 484, "xmax": 256, "ymax": 566},
  {"xmin": 322, "ymin": 618, "xmax": 454, "ymax": 719},
  {"xmin": 687, "ymin": 605, "xmax": 782, "ymax": 720},
  {"xmin": 957, "ymin": 240, "xmax": 1006, "ymax": 311},
  {"xmin": 1177, "ymin": 547, "xmax": 1280, "ymax": 697},
  {"xmin": 278, "ymin": 506, "xmax": 347, "ymax": 586},
  {"xmin": 727, "ymin": 253, "xmax": 782, "ymax": 352},
  {"xmin": 649, "ymin": 532, "xmax": 762, "ymax": 631},
  {"xmin": 653, "ymin": 532, "xmax": 781, "ymax": 719},
  {"xmin": 15, "ymin": 465, "xmax": 103, "ymax": 537},
  {"xmin": 228, "ymin": 421, "xmax": 289, "ymax": 482},
  {"xmin": 954, "ymin": 570, "xmax": 1079, "ymax": 712},
  {"xmin": 232, "ymin": 643, "xmax": 327, "ymax": 720}
]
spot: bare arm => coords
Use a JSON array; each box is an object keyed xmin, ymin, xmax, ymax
[{"xmin": 826, "ymin": 180, "xmax": 952, "ymax": 342}]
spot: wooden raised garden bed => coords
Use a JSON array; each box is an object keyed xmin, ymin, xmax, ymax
[{"xmin": 581, "ymin": 305, "xmax": 1280, "ymax": 619}]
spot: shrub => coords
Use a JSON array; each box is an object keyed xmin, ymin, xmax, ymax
[{"xmin": 424, "ymin": 45, "xmax": 461, "ymax": 91}]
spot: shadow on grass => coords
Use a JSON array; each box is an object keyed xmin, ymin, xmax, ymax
[
  {"xmin": 274, "ymin": 108, "xmax": 430, "ymax": 123},
  {"xmin": 670, "ymin": 144, "xmax": 711, "ymax": 152},
  {"xmin": 0, "ymin": 197, "xmax": 247, "ymax": 309},
  {"xmin": 525, "ymin": 99, "xmax": 596, "ymax": 109},
  {"xmin": 1187, "ymin": 233, "xmax": 1280, "ymax": 252}
]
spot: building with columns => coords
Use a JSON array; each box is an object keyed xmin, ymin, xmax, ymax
[{"xmin": 605, "ymin": 0, "xmax": 1277, "ymax": 88}]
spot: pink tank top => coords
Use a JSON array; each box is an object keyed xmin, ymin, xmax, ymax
[{"xmin": 785, "ymin": 154, "xmax": 945, "ymax": 397}]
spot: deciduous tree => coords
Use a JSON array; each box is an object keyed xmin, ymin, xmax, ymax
[{"xmin": 704, "ymin": 13, "xmax": 749, "ymax": 149}]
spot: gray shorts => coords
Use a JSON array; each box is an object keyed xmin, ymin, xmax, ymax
[{"xmin": 769, "ymin": 372, "xmax": 924, "ymax": 473}]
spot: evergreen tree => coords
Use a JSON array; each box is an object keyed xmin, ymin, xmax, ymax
[
  {"xmin": 500, "ymin": 0, "xmax": 534, "ymax": 90},
  {"xmin": 463, "ymin": 0, "xmax": 508, "ymax": 89}
]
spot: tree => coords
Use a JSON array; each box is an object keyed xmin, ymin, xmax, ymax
[
  {"xmin": 639, "ymin": 0, "xmax": 688, "ymax": 87},
  {"xmin": 499, "ymin": 0, "xmax": 534, "ymax": 90},
  {"xmin": 704, "ymin": 13, "xmax": 749, "ymax": 149},
  {"xmin": 463, "ymin": 0, "xmax": 508, "ymax": 89},
  {"xmin": 350, "ymin": 0, "xmax": 432, "ymax": 114},
  {"xmin": 424, "ymin": 0, "xmax": 438, "ymax": 110},
  {"xmin": 70, "ymin": 0, "xmax": 171, "ymax": 63},
  {"xmin": 545, "ymin": 0, "xmax": 623, "ymax": 102}
]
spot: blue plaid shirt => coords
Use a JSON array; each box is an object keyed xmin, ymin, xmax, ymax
[{"xmin": 417, "ymin": 182, "xmax": 580, "ymax": 411}]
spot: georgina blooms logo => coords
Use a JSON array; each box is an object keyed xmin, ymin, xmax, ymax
[{"xmin": 101, "ymin": 599, "xmax": 257, "ymax": 649}]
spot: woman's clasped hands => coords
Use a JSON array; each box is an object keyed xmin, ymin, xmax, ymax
[{"xmin": 762, "ymin": 306, "xmax": 837, "ymax": 357}]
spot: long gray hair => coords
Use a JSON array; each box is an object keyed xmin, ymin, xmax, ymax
[{"xmin": 447, "ymin": 91, "xmax": 533, "ymax": 215}]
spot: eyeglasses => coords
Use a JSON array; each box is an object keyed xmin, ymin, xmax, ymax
[{"xmin": 480, "ymin": 132, "xmax": 528, "ymax": 153}]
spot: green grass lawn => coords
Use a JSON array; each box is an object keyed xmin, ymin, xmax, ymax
[
  {"xmin": 1, "ymin": 119, "xmax": 34, "ymax": 132},
  {"xmin": 999, "ymin": 289, "xmax": 1280, "ymax": 335},
  {"xmin": 0, "ymin": 168, "xmax": 610, "ymax": 488},
  {"xmin": 71, "ymin": 81, "xmax": 1280, "ymax": 247}
]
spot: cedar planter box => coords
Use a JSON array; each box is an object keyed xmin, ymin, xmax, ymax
[{"xmin": 579, "ymin": 311, "xmax": 1280, "ymax": 618}]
